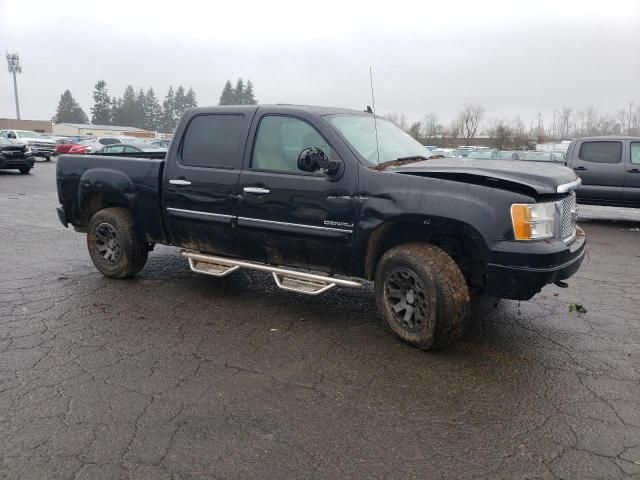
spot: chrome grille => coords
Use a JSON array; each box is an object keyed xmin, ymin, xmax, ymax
[
  {"xmin": 560, "ymin": 193, "xmax": 577, "ymax": 242},
  {"xmin": 33, "ymin": 141, "xmax": 55, "ymax": 151}
]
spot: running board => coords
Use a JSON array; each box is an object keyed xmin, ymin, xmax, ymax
[{"xmin": 181, "ymin": 250, "xmax": 362, "ymax": 296}]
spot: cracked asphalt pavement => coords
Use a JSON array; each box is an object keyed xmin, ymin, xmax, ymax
[{"xmin": 2, "ymin": 160, "xmax": 640, "ymax": 479}]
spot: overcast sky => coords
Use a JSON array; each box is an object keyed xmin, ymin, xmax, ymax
[{"xmin": 1, "ymin": 0, "xmax": 639, "ymax": 126}]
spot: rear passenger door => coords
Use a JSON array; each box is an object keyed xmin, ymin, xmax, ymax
[
  {"xmin": 622, "ymin": 141, "xmax": 640, "ymax": 205},
  {"xmin": 570, "ymin": 140, "xmax": 625, "ymax": 203},
  {"xmin": 163, "ymin": 112, "xmax": 252, "ymax": 253}
]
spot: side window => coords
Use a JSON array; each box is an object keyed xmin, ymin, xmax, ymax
[
  {"xmin": 578, "ymin": 141, "xmax": 622, "ymax": 164},
  {"xmin": 107, "ymin": 145, "xmax": 125, "ymax": 153},
  {"xmin": 631, "ymin": 143, "xmax": 640, "ymax": 165},
  {"xmin": 181, "ymin": 114, "xmax": 245, "ymax": 169},
  {"xmin": 251, "ymin": 116, "xmax": 334, "ymax": 173},
  {"xmin": 124, "ymin": 146, "xmax": 140, "ymax": 153},
  {"xmin": 100, "ymin": 138, "xmax": 119, "ymax": 145}
]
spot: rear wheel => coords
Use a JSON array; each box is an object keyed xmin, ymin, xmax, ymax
[
  {"xmin": 374, "ymin": 243, "xmax": 470, "ymax": 349},
  {"xmin": 87, "ymin": 207, "xmax": 148, "ymax": 278},
  {"xmin": 18, "ymin": 168, "xmax": 31, "ymax": 174}
]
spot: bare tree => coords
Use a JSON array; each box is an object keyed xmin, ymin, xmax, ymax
[
  {"xmin": 487, "ymin": 119, "xmax": 513, "ymax": 149},
  {"xmin": 421, "ymin": 112, "xmax": 442, "ymax": 139},
  {"xmin": 384, "ymin": 113, "xmax": 409, "ymax": 132},
  {"xmin": 457, "ymin": 104, "xmax": 485, "ymax": 140},
  {"xmin": 407, "ymin": 121, "xmax": 422, "ymax": 140},
  {"xmin": 558, "ymin": 107, "xmax": 572, "ymax": 140}
]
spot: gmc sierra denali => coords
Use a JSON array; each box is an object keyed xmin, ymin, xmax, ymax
[{"xmin": 56, "ymin": 105, "xmax": 586, "ymax": 349}]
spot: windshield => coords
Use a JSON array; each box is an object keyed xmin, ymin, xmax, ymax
[
  {"xmin": 327, "ymin": 114, "xmax": 426, "ymax": 165},
  {"xmin": 17, "ymin": 131, "xmax": 46, "ymax": 139}
]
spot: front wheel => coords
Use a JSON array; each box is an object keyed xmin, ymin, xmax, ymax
[
  {"xmin": 87, "ymin": 207, "xmax": 148, "ymax": 278},
  {"xmin": 18, "ymin": 168, "xmax": 31, "ymax": 174},
  {"xmin": 45, "ymin": 156, "xmax": 51, "ymax": 162},
  {"xmin": 374, "ymin": 243, "xmax": 470, "ymax": 350}
]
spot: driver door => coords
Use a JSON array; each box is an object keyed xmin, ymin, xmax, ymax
[{"xmin": 236, "ymin": 113, "xmax": 357, "ymax": 275}]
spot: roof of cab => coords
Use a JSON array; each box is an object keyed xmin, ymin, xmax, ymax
[{"xmin": 185, "ymin": 104, "xmax": 370, "ymax": 117}]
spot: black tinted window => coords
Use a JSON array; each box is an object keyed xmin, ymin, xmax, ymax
[
  {"xmin": 578, "ymin": 141, "xmax": 622, "ymax": 164},
  {"xmin": 181, "ymin": 114, "xmax": 244, "ymax": 168}
]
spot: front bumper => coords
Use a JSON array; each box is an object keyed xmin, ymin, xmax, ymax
[
  {"xmin": 484, "ymin": 226, "xmax": 586, "ymax": 300},
  {"xmin": 0, "ymin": 155, "xmax": 35, "ymax": 170},
  {"xmin": 56, "ymin": 206, "xmax": 69, "ymax": 228}
]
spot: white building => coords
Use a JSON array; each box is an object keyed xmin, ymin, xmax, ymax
[{"xmin": 52, "ymin": 123, "xmax": 153, "ymax": 138}]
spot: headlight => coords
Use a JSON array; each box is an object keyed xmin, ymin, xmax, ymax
[
  {"xmin": 24, "ymin": 147, "xmax": 32, "ymax": 154},
  {"xmin": 511, "ymin": 202, "xmax": 555, "ymax": 240}
]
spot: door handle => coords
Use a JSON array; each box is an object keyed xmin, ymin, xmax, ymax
[
  {"xmin": 169, "ymin": 179, "xmax": 191, "ymax": 186},
  {"xmin": 243, "ymin": 187, "xmax": 270, "ymax": 195},
  {"xmin": 627, "ymin": 168, "xmax": 640, "ymax": 173},
  {"xmin": 573, "ymin": 166, "xmax": 587, "ymax": 171}
]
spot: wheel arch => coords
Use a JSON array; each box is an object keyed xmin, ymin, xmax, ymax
[{"xmin": 364, "ymin": 217, "xmax": 489, "ymax": 293}]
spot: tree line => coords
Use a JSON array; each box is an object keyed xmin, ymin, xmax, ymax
[
  {"xmin": 53, "ymin": 78, "xmax": 258, "ymax": 133},
  {"xmin": 386, "ymin": 102, "xmax": 640, "ymax": 149}
]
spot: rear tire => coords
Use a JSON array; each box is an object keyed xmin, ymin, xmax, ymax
[
  {"xmin": 18, "ymin": 168, "xmax": 31, "ymax": 174},
  {"xmin": 374, "ymin": 243, "xmax": 470, "ymax": 350},
  {"xmin": 87, "ymin": 207, "xmax": 148, "ymax": 278}
]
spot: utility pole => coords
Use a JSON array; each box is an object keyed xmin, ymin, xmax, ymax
[{"xmin": 6, "ymin": 53, "xmax": 22, "ymax": 120}]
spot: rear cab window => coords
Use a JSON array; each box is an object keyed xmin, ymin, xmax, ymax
[
  {"xmin": 578, "ymin": 141, "xmax": 622, "ymax": 164},
  {"xmin": 180, "ymin": 114, "xmax": 245, "ymax": 169}
]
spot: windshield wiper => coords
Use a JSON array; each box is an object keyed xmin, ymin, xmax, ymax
[
  {"xmin": 372, "ymin": 155, "xmax": 430, "ymax": 171},
  {"xmin": 394, "ymin": 155, "xmax": 429, "ymax": 162}
]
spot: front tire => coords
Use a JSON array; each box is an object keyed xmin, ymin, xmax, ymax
[
  {"xmin": 374, "ymin": 243, "xmax": 470, "ymax": 350},
  {"xmin": 45, "ymin": 156, "xmax": 51, "ymax": 162},
  {"xmin": 18, "ymin": 168, "xmax": 31, "ymax": 174},
  {"xmin": 87, "ymin": 207, "xmax": 148, "ymax": 278}
]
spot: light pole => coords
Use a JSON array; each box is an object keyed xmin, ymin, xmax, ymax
[{"xmin": 6, "ymin": 53, "xmax": 22, "ymax": 120}]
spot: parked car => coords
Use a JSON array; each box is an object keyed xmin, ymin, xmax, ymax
[
  {"xmin": 150, "ymin": 139, "xmax": 171, "ymax": 149},
  {"xmin": 56, "ymin": 105, "xmax": 585, "ymax": 350},
  {"xmin": 95, "ymin": 140, "xmax": 167, "ymax": 154},
  {"xmin": 428, "ymin": 148, "xmax": 457, "ymax": 158},
  {"xmin": 499, "ymin": 151, "xmax": 521, "ymax": 160},
  {"xmin": 0, "ymin": 129, "xmax": 56, "ymax": 160},
  {"xmin": 79, "ymin": 136, "xmax": 129, "ymax": 153},
  {"xmin": 519, "ymin": 152, "xmax": 564, "ymax": 163},
  {"xmin": 455, "ymin": 146, "xmax": 475, "ymax": 157},
  {"xmin": 55, "ymin": 138, "xmax": 82, "ymax": 155},
  {"xmin": 565, "ymin": 136, "xmax": 640, "ymax": 207},
  {"xmin": 0, "ymin": 137, "xmax": 35, "ymax": 174},
  {"xmin": 467, "ymin": 149, "xmax": 502, "ymax": 160},
  {"xmin": 67, "ymin": 144, "xmax": 89, "ymax": 154}
]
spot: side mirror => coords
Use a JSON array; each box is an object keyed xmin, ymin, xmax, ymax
[{"xmin": 297, "ymin": 148, "xmax": 342, "ymax": 176}]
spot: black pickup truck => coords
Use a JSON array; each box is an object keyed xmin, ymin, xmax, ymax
[{"xmin": 56, "ymin": 105, "xmax": 586, "ymax": 349}]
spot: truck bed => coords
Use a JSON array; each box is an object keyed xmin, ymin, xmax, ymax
[{"xmin": 56, "ymin": 154, "xmax": 167, "ymax": 243}]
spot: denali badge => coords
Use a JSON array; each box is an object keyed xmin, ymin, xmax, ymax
[{"xmin": 324, "ymin": 220, "xmax": 354, "ymax": 229}]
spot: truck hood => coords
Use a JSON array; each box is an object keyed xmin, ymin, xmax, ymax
[{"xmin": 389, "ymin": 158, "xmax": 580, "ymax": 195}]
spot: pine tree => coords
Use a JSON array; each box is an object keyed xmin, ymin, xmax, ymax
[
  {"xmin": 91, "ymin": 80, "xmax": 112, "ymax": 125},
  {"xmin": 184, "ymin": 87, "xmax": 197, "ymax": 110},
  {"xmin": 243, "ymin": 80, "xmax": 257, "ymax": 105},
  {"xmin": 233, "ymin": 79, "xmax": 245, "ymax": 105},
  {"xmin": 53, "ymin": 90, "xmax": 89, "ymax": 124},
  {"xmin": 160, "ymin": 86, "xmax": 176, "ymax": 133},
  {"xmin": 144, "ymin": 87, "xmax": 162, "ymax": 132},
  {"xmin": 219, "ymin": 81, "xmax": 235, "ymax": 105},
  {"xmin": 134, "ymin": 88, "xmax": 146, "ymax": 129},
  {"xmin": 173, "ymin": 86, "xmax": 187, "ymax": 120},
  {"xmin": 111, "ymin": 96, "xmax": 122, "ymax": 125},
  {"xmin": 117, "ymin": 85, "xmax": 137, "ymax": 127}
]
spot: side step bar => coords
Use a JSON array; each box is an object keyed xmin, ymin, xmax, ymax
[{"xmin": 181, "ymin": 250, "xmax": 362, "ymax": 296}]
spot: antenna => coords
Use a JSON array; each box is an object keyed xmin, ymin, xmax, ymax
[{"xmin": 369, "ymin": 66, "xmax": 380, "ymax": 165}]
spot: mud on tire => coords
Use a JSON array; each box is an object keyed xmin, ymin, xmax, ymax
[
  {"xmin": 374, "ymin": 243, "xmax": 470, "ymax": 350},
  {"xmin": 87, "ymin": 207, "xmax": 148, "ymax": 278}
]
